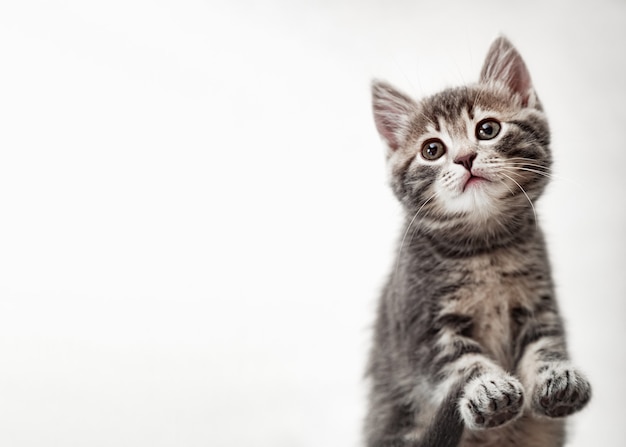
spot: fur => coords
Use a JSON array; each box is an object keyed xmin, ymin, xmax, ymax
[{"xmin": 364, "ymin": 37, "xmax": 591, "ymax": 447}]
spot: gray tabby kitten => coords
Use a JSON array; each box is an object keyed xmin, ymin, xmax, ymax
[{"xmin": 365, "ymin": 37, "xmax": 591, "ymax": 447}]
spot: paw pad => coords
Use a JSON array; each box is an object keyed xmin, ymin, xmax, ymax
[
  {"xmin": 460, "ymin": 372, "xmax": 524, "ymax": 430},
  {"xmin": 533, "ymin": 363, "xmax": 591, "ymax": 418}
]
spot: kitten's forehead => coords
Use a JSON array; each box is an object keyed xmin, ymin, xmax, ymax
[{"xmin": 410, "ymin": 86, "xmax": 514, "ymax": 136}]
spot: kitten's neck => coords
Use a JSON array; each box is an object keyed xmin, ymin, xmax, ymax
[{"xmin": 402, "ymin": 211, "xmax": 538, "ymax": 259}]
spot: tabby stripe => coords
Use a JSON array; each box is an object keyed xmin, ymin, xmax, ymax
[
  {"xmin": 432, "ymin": 339, "xmax": 483, "ymax": 374},
  {"xmin": 434, "ymin": 313, "xmax": 474, "ymax": 338},
  {"xmin": 510, "ymin": 306, "xmax": 532, "ymax": 326},
  {"xmin": 535, "ymin": 348, "xmax": 567, "ymax": 363},
  {"xmin": 430, "ymin": 284, "xmax": 464, "ymax": 301},
  {"xmin": 534, "ymin": 294, "xmax": 557, "ymax": 314},
  {"xmin": 501, "ymin": 269, "xmax": 532, "ymax": 278},
  {"xmin": 509, "ymin": 119, "xmax": 550, "ymax": 146},
  {"xmin": 520, "ymin": 325, "xmax": 563, "ymax": 349},
  {"xmin": 514, "ymin": 325, "xmax": 564, "ymax": 366}
]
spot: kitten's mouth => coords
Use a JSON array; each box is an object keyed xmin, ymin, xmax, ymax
[{"xmin": 463, "ymin": 175, "xmax": 489, "ymax": 191}]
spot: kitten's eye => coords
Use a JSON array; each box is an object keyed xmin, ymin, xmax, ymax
[
  {"xmin": 476, "ymin": 119, "xmax": 501, "ymax": 140},
  {"xmin": 421, "ymin": 139, "xmax": 446, "ymax": 161}
]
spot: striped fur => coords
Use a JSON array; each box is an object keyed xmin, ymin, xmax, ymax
[{"xmin": 364, "ymin": 37, "xmax": 590, "ymax": 447}]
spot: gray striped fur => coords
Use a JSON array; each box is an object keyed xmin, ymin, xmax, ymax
[{"xmin": 365, "ymin": 37, "xmax": 591, "ymax": 447}]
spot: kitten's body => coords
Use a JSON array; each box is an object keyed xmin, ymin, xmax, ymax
[{"xmin": 365, "ymin": 38, "xmax": 590, "ymax": 447}]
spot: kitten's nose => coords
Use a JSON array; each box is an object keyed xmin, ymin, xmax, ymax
[{"xmin": 454, "ymin": 152, "xmax": 477, "ymax": 171}]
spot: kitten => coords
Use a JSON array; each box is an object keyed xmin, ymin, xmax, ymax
[{"xmin": 364, "ymin": 37, "xmax": 591, "ymax": 447}]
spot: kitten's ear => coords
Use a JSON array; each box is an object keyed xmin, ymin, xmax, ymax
[
  {"xmin": 480, "ymin": 36, "xmax": 538, "ymax": 108},
  {"xmin": 372, "ymin": 80, "xmax": 417, "ymax": 152}
]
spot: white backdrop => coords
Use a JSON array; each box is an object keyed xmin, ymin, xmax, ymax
[{"xmin": 0, "ymin": 1, "xmax": 624, "ymax": 446}]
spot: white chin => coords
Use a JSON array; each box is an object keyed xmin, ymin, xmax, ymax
[{"xmin": 442, "ymin": 187, "xmax": 498, "ymax": 217}]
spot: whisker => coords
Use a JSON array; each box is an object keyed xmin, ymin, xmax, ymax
[
  {"xmin": 395, "ymin": 193, "xmax": 437, "ymax": 277},
  {"xmin": 499, "ymin": 164, "xmax": 575, "ymax": 184},
  {"xmin": 498, "ymin": 176, "xmax": 517, "ymax": 196},
  {"xmin": 499, "ymin": 172, "xmax": 537, "ymax": 228},
  {"xmin": 495, "ymin": 155, "xmax": 575, "ymax": 183},
  {"xmin": 502, "ymin": 161, "xmax": 551, "ymax": 170},
  {"xmin": 500, "ymin": 166, "xmax": 555, "ymax": 180},
  {"xmin": 499, "ymin": 159, "xmax": 552, "ymax": 170},
  {"xmin": 504, "ymin": 156, "xmax": 550, "ymax": 164}
]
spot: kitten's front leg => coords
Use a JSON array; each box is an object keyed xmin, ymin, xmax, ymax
[
  {"xmin": 515, "ymin": 305, "xmax": 591, "ymax": 418},
  {"xmin": 429, "ymin": 316, "xmax": 524, "ymax": 430}
]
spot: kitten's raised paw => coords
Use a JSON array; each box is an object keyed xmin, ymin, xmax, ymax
[
  {"xmin": 459, "ymin": 373, "xmax": 524, "ymax": 430},
  {"xmin": 532, "ymin": 363, "xmax": 591, "ymax": 418}
]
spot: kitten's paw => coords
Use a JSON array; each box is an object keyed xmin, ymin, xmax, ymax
[
  {"xmin": 532, "ymin": 363, "xmax": 591, "ymax": 418},
  {"xmin": 460, "ymin": 373, "xmax": 524, "ymax": 430}
]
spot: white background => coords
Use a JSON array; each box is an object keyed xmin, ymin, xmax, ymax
[{"xmin": 0, "ymin": 1, "xmax": 624, "ymax": 446}]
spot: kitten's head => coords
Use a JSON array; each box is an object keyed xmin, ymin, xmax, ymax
[{"xmin": 373, "ymin": 37, "xmax": 550, "ymax": 251}]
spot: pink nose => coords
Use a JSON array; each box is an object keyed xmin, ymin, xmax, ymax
[{"xmin": 454, "ymin": 152, "xmax": 476, "ymax": 171}]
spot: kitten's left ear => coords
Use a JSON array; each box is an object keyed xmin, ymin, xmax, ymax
[
  {"xmin": 480, "ymin": 36, "xmax": 539, "ymax": 108},
  {"xmin": 372, "ymin": 80, "xmax": 417, "ymax": 153}
]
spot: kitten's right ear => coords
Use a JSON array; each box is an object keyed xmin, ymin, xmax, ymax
[
  {"xmin": 480, "ymin": 36, "xmax": 538, "ymax": 108},
  {"xmin": 372, "ymin": 80, "xmax": 417, "ymax": 152}
]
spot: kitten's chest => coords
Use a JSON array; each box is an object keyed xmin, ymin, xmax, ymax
[{"xmin": 445, "ymin": 255, "xmax": 535, "ymax": 370}]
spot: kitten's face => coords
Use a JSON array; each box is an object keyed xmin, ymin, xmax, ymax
[
  {"xmin": 373, "ymin": 38, "xmax": 551, "ymax": 235},
  {"xmin": 390, "ymin": 86, "xmax": 550, "ymax": 222}
]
